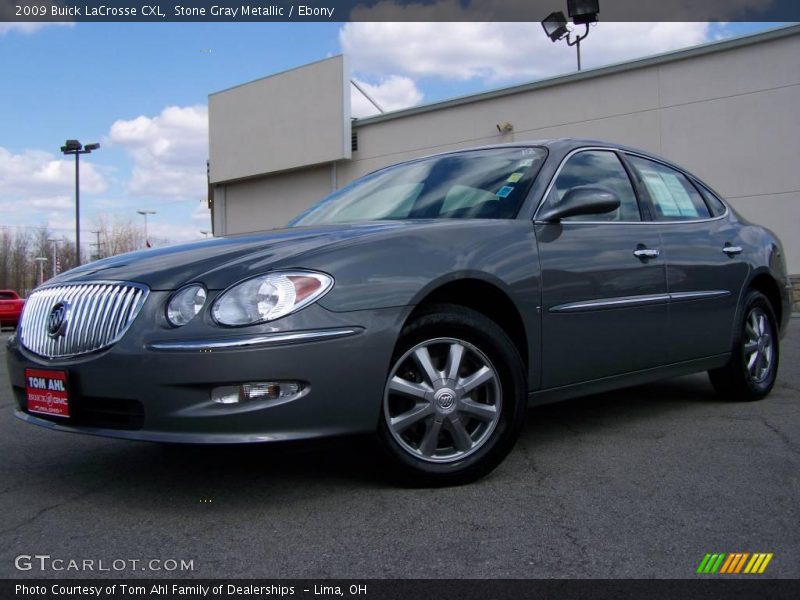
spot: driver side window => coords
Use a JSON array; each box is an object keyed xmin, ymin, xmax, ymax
[{"xmin": 547, "ymin": 150, "xmax": 641, "ymax": 222}]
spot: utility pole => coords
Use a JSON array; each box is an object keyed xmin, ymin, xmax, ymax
[{"xmin": 89, "ymin": 229, "xmax": 105, "ymax": 261}]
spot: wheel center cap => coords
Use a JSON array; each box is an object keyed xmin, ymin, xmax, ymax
[{"xmin": 434, "ymin": 388, "xmax": 457, "ymax": 412}]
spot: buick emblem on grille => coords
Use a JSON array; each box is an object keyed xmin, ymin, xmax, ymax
[{"xmin": 47, "ymin": 302, "xmax": 69, "ymax": 338}]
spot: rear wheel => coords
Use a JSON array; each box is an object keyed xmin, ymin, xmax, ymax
[
  {"xmin": 378, "ymin": 304, "xmax": 526, "ymax": 486},
  {"xmin": 708, "ymin": 290, "xmax": 779, "ymax": 402}
]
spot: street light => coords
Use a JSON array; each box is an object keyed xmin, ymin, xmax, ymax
[
  {"xmin": 47, "ymin": 238, "xmax": 62, "ymax": 278},
  {"xmin": 34, "ymin": 257, "xmax": 48, "ymax": 287},
  {"xmin": 60, "ymin": 139, "xmax": 100, "ymax": 266},
  {"xmin": 541, "ymin": 0, "xmax": 600, "ymax": 71},
  {"xmin": 137, "ymin": 210, "xmax": 156, "ymax": 248}
]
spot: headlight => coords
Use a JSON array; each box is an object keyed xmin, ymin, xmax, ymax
[
  {"xmin": 166, "ymin": 284, "xmax": 207, "ymax": 327},
  {"xmin": 211, "ymin": 271, "xmax": 333, "ymax": 326}
]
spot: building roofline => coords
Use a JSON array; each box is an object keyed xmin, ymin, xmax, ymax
[
  {"xmin": 209, "ymin": 54, "xmax": 345, "ymax": 97},
  {"xmin": 353, "ymin": 23, "xmax": 800, "ymax": 127}
]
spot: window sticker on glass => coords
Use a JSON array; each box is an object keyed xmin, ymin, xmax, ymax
[
  {"xmin": 497, "ymin": 186, "xmax": 514, "ymax": 198},
  {"xmin": 507, "ymin": 172, "xmax": 524, "ymax": 183},
  {"xmin": 661, "ymin": 172, "xmax": 699, "ymax": 216},
  {"xmin": 641, "ymin": 170, "xmax": 682, "ymax": 216}
]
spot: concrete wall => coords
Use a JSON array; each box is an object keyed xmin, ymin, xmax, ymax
[
  {"xmin": 213, "ymin": 27, "xmax": 800, "ymax": 275},
  {"xmin": 208, "ymin": 55, "xmax": 350, "ymax": 183}
]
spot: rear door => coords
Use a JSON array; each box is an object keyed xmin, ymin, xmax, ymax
[
  {"xmin": 623, "ymin": 154, "xmax": 748, "ymax": 362},
  {"xmin": 535, "ymin": 149, "xmax": 668, "ymax": 388}
]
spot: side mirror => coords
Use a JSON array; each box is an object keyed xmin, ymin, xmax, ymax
[{"xmin": 537, "ymin": 185, "xmax": 621, "ymax": 222}]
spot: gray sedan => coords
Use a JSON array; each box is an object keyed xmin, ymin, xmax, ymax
[{"xmin": 5, "ymin": 139, "xmax": 792, "ymax": 485}]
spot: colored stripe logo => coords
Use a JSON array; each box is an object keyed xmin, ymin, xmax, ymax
[{"xmin": 696, "ymin": 553, "xmax": 773, "ymax": 574}]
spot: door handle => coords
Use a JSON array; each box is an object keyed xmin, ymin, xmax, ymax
[
  {"xmin": 722, "ymin": 245, "xmax": 743, "ymax": 256},
  {"xmin": 633, "ymin": 248, "xmax": 660, "ymax": 259}
]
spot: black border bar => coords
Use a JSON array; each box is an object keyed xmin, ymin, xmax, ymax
[
  {"xmin": 3, "ymin": 0, "xmax": 800, "ymax": 23},
  {"xmin": 4, "ymin": 579, "xmax": 800, "ymax": 600}
]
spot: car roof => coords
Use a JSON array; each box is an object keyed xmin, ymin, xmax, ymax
[
  {"xmin": 360, "ymin": 138, "xmax": 709, "ymax": 192},
  {"xmin": 417, "ymin": 138, "xmax": 696, "ymax": 177}
]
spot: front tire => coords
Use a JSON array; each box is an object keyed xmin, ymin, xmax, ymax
[
  {"xmin": 378, "ymin": 304, "xmax": 527, "ymax": 486},
  {"xmin": 708, "ymin": 290, "xmax": 779, "ymax": 402}
]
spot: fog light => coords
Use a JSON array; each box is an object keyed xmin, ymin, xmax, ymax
[
  {"xmin": 241, "ymin": 382, "xmax": 302, "ymax": 401},
  {"xmin": 211, "ymin": 381, "xmax": 305, "ymax": 404}
]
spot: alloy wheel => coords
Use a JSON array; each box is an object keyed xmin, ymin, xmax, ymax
[
  {"xmin": 743, "ymin": 307, "xmax": 774, "ymax": 383},
  {"xmin": 383, "ymin": 337, "xmax": 502, "ymax": 463}
]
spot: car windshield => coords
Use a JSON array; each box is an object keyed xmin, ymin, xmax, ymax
[{"xmin": 289, "ymin": 147, "xmax": 547, "ymax": 226}]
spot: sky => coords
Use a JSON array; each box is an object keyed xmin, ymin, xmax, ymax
[{"xmin": 0, "ymin": 19, "xmax": 788, "ymax": 251}]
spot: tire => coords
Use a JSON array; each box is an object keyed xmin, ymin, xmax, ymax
[
  {"xmin": 377, "ymin": 304, "xmax": 527, "ymax": 486},
  {"xmin": 708, "ymin": 290, "xmax": 779, "ymax": 402}
]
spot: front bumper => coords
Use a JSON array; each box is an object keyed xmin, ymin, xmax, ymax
[{"xmin": 6, "ymin": 298, "xmax": 406, "ymax": 443}]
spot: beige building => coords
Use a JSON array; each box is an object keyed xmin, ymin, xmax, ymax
[{"xmin": 208, "ymin": 25, "xmax": 800, "ymax": 304}]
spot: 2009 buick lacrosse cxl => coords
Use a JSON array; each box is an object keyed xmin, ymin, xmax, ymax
[{"xmin": 6, "ymin": 139, "xmax": 792, "ymax": 485}]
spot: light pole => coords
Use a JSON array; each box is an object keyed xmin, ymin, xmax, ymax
[
  {"xmin": 541, "ymin": 1, "xmax": 600, "ymax": 71},
  {"xmin": 60, "ymin": 139, "xmax": 100, "ymax": 266},
  {"xmin": 34, "ymin": 257, "xmax": 48, "ymax": 286},
  {"xmin": 137, "ymin": 210, "xmax": 156, "ymax": 248},
  {"xmin": 47, "ymin": 238, "xmax": 62, "ymax": 278}
]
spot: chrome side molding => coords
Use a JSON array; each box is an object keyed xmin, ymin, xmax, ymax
[
  {"xmin": 148, "ymin": 327, "xmax": 363, "ymax": 352},
  {"xmin": 551, "ymin": 290, "xmax": 731, "ymax": 313},
  {"xmin": 669, "ymin": 290, "xmax": 731, "ymax": 302}
]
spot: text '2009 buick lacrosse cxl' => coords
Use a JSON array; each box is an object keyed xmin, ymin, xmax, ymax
[{"xmin": 6, "ymin": 139, "xmax": 792, "ymax": 485}]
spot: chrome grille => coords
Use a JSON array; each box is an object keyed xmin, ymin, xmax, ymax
[{"xmin": 19, "ymin": 282, "xmax": 149, "ymax": 359}]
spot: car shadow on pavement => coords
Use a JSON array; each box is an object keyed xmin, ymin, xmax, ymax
[
  {"xmin": 37, "ymin": 373, "xmax": 722, "ymax": 497},
  {"xmin": 2, "ymin": 371, "xmax": 730, "ymax": 512}
]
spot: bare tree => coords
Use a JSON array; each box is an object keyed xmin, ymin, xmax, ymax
[
  {"xmin": 93, "ymin": 214, "xmax": 144, "ymax": 257},
  {"xmin": 0, "ymin": 228, "xmax": 12, "ymax": 290},
  {"xmin": 10, "ymin": 230, "xmax": 32, "ymax": 295},
  {"xmin": 0, "ymin": 219, "xmax": 180, "ymax": 297}
]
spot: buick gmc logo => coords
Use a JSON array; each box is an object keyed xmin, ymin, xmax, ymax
[{"xmin": 47, "ymin": 302, "xmax": 69, "ymax": 338}]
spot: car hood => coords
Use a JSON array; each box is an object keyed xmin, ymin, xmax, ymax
[{"xmin": 48, "ymin": 221, "xmax": 431, "ymax": 290}]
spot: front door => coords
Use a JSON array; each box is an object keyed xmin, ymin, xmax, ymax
[{"xmin": 536, "ymin": 149, "xmax": 668, "ymax": 388}]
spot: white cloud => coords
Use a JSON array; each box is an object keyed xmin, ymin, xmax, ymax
[
  {"xmin": 0, "ymin": 22, "xmax": 72, "ymax": 35},
  {"xmin": 191, "ymin": 200, "xmax": 212, "ymax": 225},
  {"xmin": 351, "ymin": 76, "xmax": 424, "ymax": 118},
  {"xmin": 107, "ymin": 105, "xmax": 208, "ymax": 200},
  {"xmin": 341, "ymin": 21, "xmax": 712, "ymax": 84},
  {"xmin": 149, "ymin": 220, "xmax": 210, "ymax": 244},
  {"xmin": 0, "ymin": 147, "xmax": 107, "ymax": 226}
]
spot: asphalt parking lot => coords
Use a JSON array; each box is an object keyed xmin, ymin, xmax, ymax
[{"xmin": 0, "ymin": 322, "xmax": 798, "ymax": 579}]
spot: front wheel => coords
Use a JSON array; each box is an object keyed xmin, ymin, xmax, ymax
[
  {"xmin": 377, "ymin": 304, "xmax": 527, "ymax": 486},
  {"xmin": 708, "ymin": 290, "xmax": 779, "ymax": 402}
]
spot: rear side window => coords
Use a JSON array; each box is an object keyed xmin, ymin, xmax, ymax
[
  {"xmin": 545, "ymin": 150, "xmax": 641, "ymax": 222},
  {"xmin": 0, "ymin": 292, "xmax": 15, "ymax": 300},
  {"xmin": 627, "ymin": 155, "xmax": 711, "ymax": 221},
  {"xmin": 695, "ymin": 182, "xmax": 727, "ymax": 217}
]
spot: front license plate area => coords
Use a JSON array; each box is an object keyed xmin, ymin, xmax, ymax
[{"xmin": 25, "ymin": 368, "xmax": 70, "ymax": 418}]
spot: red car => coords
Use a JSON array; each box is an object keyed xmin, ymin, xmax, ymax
[{"xmin": 0, "ymin": 290, "xmax": 25, "ymax": 328}]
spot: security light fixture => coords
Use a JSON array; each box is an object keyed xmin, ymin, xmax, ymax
[
  {"xmin": 541, "ymin": 1, "xmax": 600, "ymax": 71},
  {"xmin": 541, "ymin": 11, "xmax": 569, "ymax": 42},
  {"xmin": 567, "ymin": 0, "xmax": 600, "ymax": 25},
  {"xmin": 60, "ymin": 139, "xmax": 100, "ymax": 266}
]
